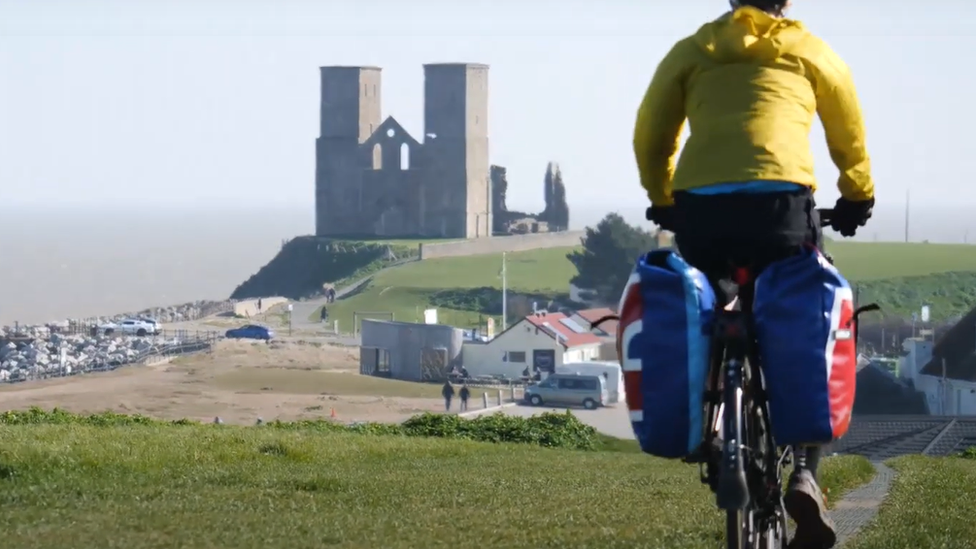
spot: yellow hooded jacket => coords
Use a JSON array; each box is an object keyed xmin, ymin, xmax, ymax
[{"xmin": 634, "ymin": 7, "xmax": 873, "ymax": 206}]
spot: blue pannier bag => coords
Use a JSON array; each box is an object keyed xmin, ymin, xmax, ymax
[
  {"xmin": 618, "ymin": 249, "xmax": 716, "ymax": 458},
  {"xmin": 753, "ymin": 246, "xmax": 858, "ymax": 447}
]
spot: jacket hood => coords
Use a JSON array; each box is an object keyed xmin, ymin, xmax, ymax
[{"xmin": 693, "ymin": 6, "xmax": 807, "ymax": 62}]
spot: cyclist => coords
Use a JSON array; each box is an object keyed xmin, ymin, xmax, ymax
[{"xmin": 632, "ymin": 1, "xmax": 874, "ymax": 547}]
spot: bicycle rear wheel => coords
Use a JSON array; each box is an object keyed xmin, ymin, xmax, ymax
[
  {"xmin": 719, "ymin": 357, "xmax": 751, "ymax": 549},
  {"xmin": 726, "ymin": 510, "xmax": 745, "ymax": 549},
  {"xmin": 752, "ymin": 410, "xmax": 788, "ymax": 549},
  {"xmin": 746, "ymin": 373, "xmax": 789, "ymax": 548}
]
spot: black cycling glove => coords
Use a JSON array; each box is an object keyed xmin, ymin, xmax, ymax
[
  {"xmin": 646, "ymin": 205, "xmax": 677, "ymax": 232},
  {"xmin": 831, "ymin": 197, "xmax": 874, "ymax": 237}
]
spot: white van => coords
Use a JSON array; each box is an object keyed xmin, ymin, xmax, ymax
[
  {"xmin": 524, "ymin": 373, "xmax": 608, "ymax": 410},
  {"xmin": 556, "ymin": 361, "xmax": 625, "ymax": 404}
]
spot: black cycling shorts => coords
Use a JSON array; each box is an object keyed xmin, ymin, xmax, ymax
[{"xmin": 671, "ymin": 187, "xmax": 823, "ymax": 300}]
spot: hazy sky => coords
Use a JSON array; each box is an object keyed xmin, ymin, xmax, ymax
[{"xmin": 1, "ymin": 0, "xmax": 974, "ymax": 224}]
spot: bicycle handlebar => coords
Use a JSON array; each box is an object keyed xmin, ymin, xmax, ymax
[
  {"xmin": 816, "ymin": 208, "xmax": 833, "ymax": 225},
  {"xmin": 646, "ymin": 206, "xmax": 841, "ymax": 232}
]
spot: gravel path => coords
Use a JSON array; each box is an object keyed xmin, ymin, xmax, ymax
[
  {"xmin": 785, "ymin": 460, "xmax": 896, "ymax": 546},
  {"xmin": 830, "ymin": 461, "xmax": 896, "ymax": 546},
  {"xmin": 291, "ymin": 258, "xmax": 421, "ymax": 331}
]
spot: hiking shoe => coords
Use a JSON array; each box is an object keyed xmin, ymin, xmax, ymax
[{"xmin": 785, "ymin": 469, "xmax": 837, "ymax": 549}]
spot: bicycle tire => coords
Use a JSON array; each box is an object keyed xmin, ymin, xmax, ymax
[
  {"xmin": 719, "ymin": 358, "xmax": 751, "ymax": 549},
  {"xmin": 747, "ymin": 374, "xmax": 789, "ymax": 549},
  {"xmin": 748, "ymin": 405, "xmax": 780, "ymax": 549},
  {"xmin": 727, "ymin": 510, "xmax": 745, "ymax": 549}
]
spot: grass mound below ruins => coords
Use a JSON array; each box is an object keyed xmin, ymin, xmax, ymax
[
  {"xmin": 230, "ymin": 237, "xmax": 420, "ymax": 301},
  {"xmin": 0, "ymin": 408, "xmax": 877, "ymax": 549},
  {"xmin": 316, "ymin": 246, "xmax": 578, "ymax": 329}
]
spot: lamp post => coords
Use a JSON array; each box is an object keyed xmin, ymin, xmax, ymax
[
  {"xmin": 287, "ymin": 304, "xmax": 293, "ymax": 336},
  {"xmin": 501, "ymin": 252, "xmax": 508, "ymax": 330}
]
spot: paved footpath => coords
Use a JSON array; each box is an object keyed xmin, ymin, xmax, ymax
[{"xmin": 831, "ymin": 461, "xmax": 896, "ymax": 546}]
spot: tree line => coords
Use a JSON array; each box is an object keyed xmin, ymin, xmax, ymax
[{"xmin": 566, "ymin": 213, "xmax": 663, "ymax": 306}]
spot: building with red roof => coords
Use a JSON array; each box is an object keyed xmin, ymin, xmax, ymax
[
  {"xmin": 570, "ymin": 308, "xmax": 618, "ymax": 338},
  {"xmin": 462, "ymin": 311, "xmax": 602, "ymax": 379},
  {"xmin": 568, "ymin": 307, "xmax": 620, "ymax": 361}
]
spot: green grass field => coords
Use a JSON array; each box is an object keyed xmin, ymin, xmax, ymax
[
  {"xmin": 827, "ymin": 241, "xmax": 976, "ymax": 280},
  {"xmin": 854, "ymin": 271, "xmax": 976, "ymax": 320},
  {"xmin": 317, "ymin": 247, "xmax": 578, "ymax": 329},
  {"xmin": 314, "ymin": 240, "xmax": 976, "ymax": 328},
  {"xmin": 0, "ymin": 418, "xmax": 874, "ymax": 549},
  {"xmin": 846, "ymin": 455, "xmax": 976, "ymax": 549},
  {"xmin": 804, "ymin": 241, "xmax": 976, "ymax": 319}
]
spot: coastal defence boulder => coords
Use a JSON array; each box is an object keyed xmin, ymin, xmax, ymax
[{"xmin": 0, "ymin": 326, "xmax": 167, "ymax": 382}]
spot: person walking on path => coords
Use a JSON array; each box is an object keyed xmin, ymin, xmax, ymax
[
  {"xmin": 459, "ymin": 384, "xmax": 471, "ymax": 412},
  {"xmin": 442, "ymin": 381, "xmax": 455, "ymax": 412}
]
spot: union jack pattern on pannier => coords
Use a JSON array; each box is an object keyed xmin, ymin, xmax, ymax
[
  {"xmin": 753, "ymin": 246, "xmax": 857, "ymax": 447},
  {"xmin": 618, "ymin": 250, "xmax": 716, "ymax": 458}
]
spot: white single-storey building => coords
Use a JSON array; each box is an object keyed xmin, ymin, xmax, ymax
[
  {"xmin": 462, "ymin": 311, "xmax": 603, "ymax": 380},
  {"xmin": 903, "ymin": 336, "xmax": 976, "ymax": 416},
  {"xmin": 897, "ymin": 307, "xmax": 976, "ymax": 415}
]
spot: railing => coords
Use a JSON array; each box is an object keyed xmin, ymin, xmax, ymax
[
  {"xmin": 447, "ymin": 374, "xmax": 528, "ymax": 387},
  {"xmin": 0, "ymin": 330, "xmax": 222, "ymax": 384},
  {"xmin": 15, "ymin": 302, "xmax": 236, "ymax": 334},
  {"xmin": 454, "ymin": 385, "xmax": 525, "ymax": 412},
  {"xmin": 44, "ymin": 323, "xmax": 223, "ymax": 341}
]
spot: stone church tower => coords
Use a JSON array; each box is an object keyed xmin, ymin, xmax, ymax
[{"xmin": 314, "ymin": 63, "xmax": 492, "ymax": 239}]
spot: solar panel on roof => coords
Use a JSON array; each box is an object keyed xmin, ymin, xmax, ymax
[{"xmin": 559, "ymin": 317, "xmax": 588, "ymax": 334}]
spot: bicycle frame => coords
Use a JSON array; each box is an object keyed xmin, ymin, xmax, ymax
[{"xmin": 703, "ymin": 267, "xmax": 789, "ymax": 549}]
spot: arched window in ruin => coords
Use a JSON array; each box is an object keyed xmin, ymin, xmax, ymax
[
  {"xmin": 400, "ymin": 143, "xmax": 410, "ymax": 170},
  {"xmin": 372, "ymin": 143, "xmax": 382, "ymax": 170}
]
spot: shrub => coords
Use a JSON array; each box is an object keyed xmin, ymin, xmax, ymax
[
  {"xmin": 959, "ymin": 446, "xmax": 976, "ymax": 459},
  {"xmin": 0, "ymin": 408, "xmax": 167, "ymax": 426},
  {"xmin": 427, "ymin": 287, "xmax": 569, "ymax": 315},
  {"xmin": 0, "ymin": 407, "xmax": 603, "ymax": 451},
  {"xmin": 399, "ymin": 411, "xmax": 600, "ymax": 450}
]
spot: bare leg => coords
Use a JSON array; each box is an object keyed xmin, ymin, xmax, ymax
[{"xmin": 795, "ymin": 445, "xmax": 822, "ymax": 477}]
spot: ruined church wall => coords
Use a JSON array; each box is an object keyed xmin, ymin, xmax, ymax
[{"xmin": 418, "ymin": 231, "xmax": 584, "ymax": 260}]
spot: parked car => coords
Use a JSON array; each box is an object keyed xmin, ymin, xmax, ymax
[
  {"xmin": 225, "ymin": 324, "xmax": 274, "ymax": 341},
  {"xmin": 136, "ymin": 317, "xmax": 162, "ymax": 334},
  {"xmin": 524, "ymin": 373, "xmax": 608, "ymax": 410},
  {"xmin": 557, "ymin": 361, "xmax": 624, "ymax": 404},
  {"xmin": 98, "ymin": 318, "xmax": 159, "ymax": 337}
]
